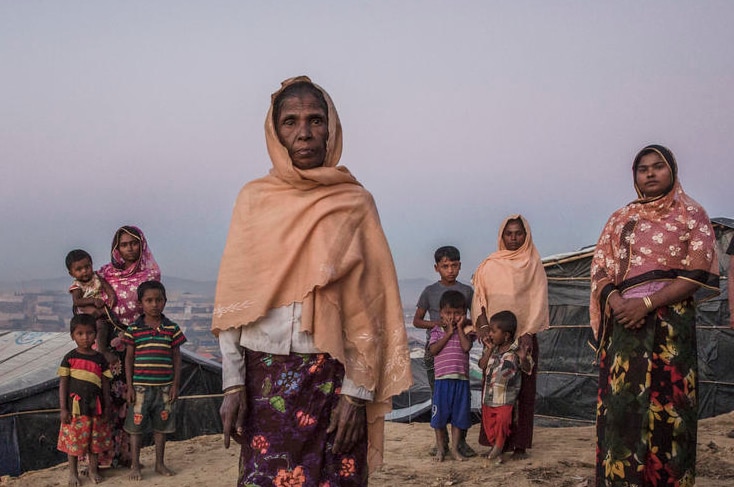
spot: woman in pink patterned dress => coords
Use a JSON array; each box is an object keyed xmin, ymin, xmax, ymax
[{"xmin": 97, "ymin": 225, "xmax": 161, "ymax": 467}]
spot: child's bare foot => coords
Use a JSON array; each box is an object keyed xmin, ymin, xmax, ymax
[
  {"xmin": 68, "ymin": 472, "xmax": 81, "ymax": 487},
  {"xmin": 129, "ymin": 466, "xmax": 143, "ymax": 481},
  {"xmin": 89, "ymin": 467, "xmax": 102, "ymax": 484},
  {"xmin": 432, "ymin": 448, "xmax": 446, "ymax": 463},
  {"xmin": 155, "ymin": 463, "xmax": 175, "ymax": 476},
  {"xmin": 487, "ymin": 446, "xmax": 502, "ymax": 462},
  {"xmin": 449, "ymin": 447, "xmax": 468, "ymax": 462}
]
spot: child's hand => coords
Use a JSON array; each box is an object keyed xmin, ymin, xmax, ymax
[
  {"xmin": 480, "ymin": 335, "xmax": 492, "ymax": 349},
  {"xmin": 447, "ymin": 319, "xmax": 457, "ymax": 334},
  {"xmin": 169, "ymin": 383, "xmax": 178, "ymax": 403},
  {"xmin": 126, "ymin": 387, "xmax": 136, "ymax": 404},
  {"xmin": 94, "ymin": 298, "xmax": 105, "ymax": 308},
  {"xmin": 60, "ymin": 409, "xmax": 71, "ymax": 424}
]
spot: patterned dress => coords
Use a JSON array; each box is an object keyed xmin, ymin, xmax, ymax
[
  {"xmin": 57, "ymin": 350, "xmax": 113, "ymax": 456},
  {"xmin": 97, "ymin": 226, "xmax": 161, "ymax": 467},
  {"xmin": 590, "ymin": 145, "xmax": 719, "ymax": 486}
]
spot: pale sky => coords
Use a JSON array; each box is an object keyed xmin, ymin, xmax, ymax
[{"xmin": 1, "ymin": 1, "xmax": 732, "ymax": 284}]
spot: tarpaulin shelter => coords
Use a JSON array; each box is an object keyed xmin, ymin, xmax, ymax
[
  {"xmin": 0, "ymin": 331, "xmax": 223, "ymax": 477},
  {"xmin": 536, "ymin": 217, "xmax": 733, "ymax": 425}
]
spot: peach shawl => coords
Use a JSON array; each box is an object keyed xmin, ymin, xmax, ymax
[
  {"xmin": 471, "ymin": 215, "xmax": 549, "ymax": 337},
  {"xmin": 211, "ymin": 76, "xmax": 411, "ymax": 471}
]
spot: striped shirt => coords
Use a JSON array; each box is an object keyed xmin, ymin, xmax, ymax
[
  {"xmin": 122, "ymin": 315, "xmax": 187, "ymax": 386},
  {"xmin": 58, "ymin": 349, "xmax": 113, "ymax": 416},
  {"xmin": 429, "ymin": 325, "xmax": 472, "ymax": 379}
]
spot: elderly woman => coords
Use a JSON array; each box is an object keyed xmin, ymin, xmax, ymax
[
  {"xmin": 472, "ymin": 215, "xmax": 549, "ymax": 458},
  {"xmin": 591, "ymin": 144, "xmax": 719, "ymax": 486},
  {"xmin": 97, "ymin": 225, "xmax": 161, "ymax": 468},
  {"xmin": 212, "ymin": 76, "xmax": 411, "ymax": 486}
]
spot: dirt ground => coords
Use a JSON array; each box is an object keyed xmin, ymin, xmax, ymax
[{"xmin": 4, "ymin": 412, "xmax": 734, "ymax": 486}]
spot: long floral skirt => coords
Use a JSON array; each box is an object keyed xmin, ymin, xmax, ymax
[
  {"xmin": 94, "ymin": 330, "xmax": 131, "ymax": 468},
  {"xmin": 596, "ymin": 299, "xmax": 697, "ymax": 487},
  {"xmin": 238, "ymin": 350, "xmax": 368, "ymax": 487}
]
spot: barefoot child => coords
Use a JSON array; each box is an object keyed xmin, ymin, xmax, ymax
[
  {"xmin": 66, "ymin": 249, "xmax": 117, "ymax": 320},
  {"xmin": 428, "ymin": 290, "xmax": 474, "ymax": 462},
  {"xmin": 477, "ymin": 311, "xmax": 522, "ymax": 464},
  {"xmin": 122, "ymin": 280, "xmax": 186, "ymax": 480},
  {"xmin": 57, "ymin": 314, "xmax": 113, "ymax": 486},
  {"xmin": 413, "ymin": 246, "xmax": 476, "ymax": 457}
]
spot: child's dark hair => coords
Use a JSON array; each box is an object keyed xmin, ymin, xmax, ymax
[
  {"xmin": 439, "ymin": 290, "xmax": 467, "ymax": 311},
  {"xmin": 137, "ymin": 280, "xmax": 167, "ymax": 301},
  {"xmin": 490, "ymin": 310, "xmax": 518, "ymax": 340},
  {"xmin": 65, "ymin": 249, "xmax": 92, "ymax": 270},
  {"xmin": 434, "ymin": 246, "xmax": 460, "ymax": 263},
  {"xmin": 70, "ymin": 313, "xmax": 97, "ymax": 333}
]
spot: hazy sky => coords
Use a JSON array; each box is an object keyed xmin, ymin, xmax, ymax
[{"xmin": 2, "ymin": 1, "xmax": 732, "ymax": 284}]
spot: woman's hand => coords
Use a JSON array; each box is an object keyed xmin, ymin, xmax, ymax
[
  {"xmin": 327, "ymin": 395, "xmax": 367, "ymax": 454},
  {"xmin": 475, "ymin": 306, "xmax": 490, "ymax": 333},
  {"xmin": 610, "ymin": 295, "xmax": 648, "ymax": 329},
  {"xmin": 220, "ymin": 388, "xmax": 247, "ymax": 449}
]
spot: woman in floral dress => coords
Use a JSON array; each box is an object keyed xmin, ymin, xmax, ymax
[
  {"xmin": 590, "ymin": 144, "xmax": 719, "ymax": 486},
  {"xmin": 97, "ymin": 225, "xmax": 161, "ymax": 467}
]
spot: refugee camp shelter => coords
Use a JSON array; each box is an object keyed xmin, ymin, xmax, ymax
[
  {"xmin": 536, "ymin": 217, "xmax": 734, "ymax": 425},
  {"xmin": 0, "ymin": 331, "xmax": 222, "ymax": 477}
]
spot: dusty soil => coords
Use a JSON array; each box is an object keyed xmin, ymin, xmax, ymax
[{"xmin": 4, "ymin": 413, "xmax": 734, "ymax": 486}]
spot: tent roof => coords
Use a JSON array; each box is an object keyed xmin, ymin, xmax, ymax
[
  {"xmin": 0, "ymin": 330, "xmax": 222, "ymax": 405},
  {"xmin": 0, "ymin": 331, "xmax": 74, "ymax": 403},
  {"xmin": 541, "ymin": 216, "xmax": 733, "ymax": 274}
]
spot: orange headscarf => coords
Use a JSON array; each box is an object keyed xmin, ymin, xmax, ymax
[
  {"xmin": 211, "ymin": 76, "xmax": 411, "ymax": 471},
  {"xmin": 471, "ymin": 215, "xmax": 549, "ymax": 337}
]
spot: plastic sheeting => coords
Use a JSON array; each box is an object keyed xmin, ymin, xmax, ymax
[{"xmin": 0, "ymin": 331, "xmax": 223, "ymax": 477}]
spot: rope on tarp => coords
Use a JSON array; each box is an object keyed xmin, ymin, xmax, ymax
[
  {"xmin": 534, "ymin": 414, "xmax": 595, "ymax": 425},
  {"xmin": 0, "ymin": 393, "xmax": 225, "ymax": 419},
  {"xmin": 537, "ymin": 370, "xmax": 596, "ymax": 378}
]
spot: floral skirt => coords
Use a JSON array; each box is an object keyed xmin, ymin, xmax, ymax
[
  {"xmin": 238, "ymin": 350, "xmax": 368, "ymax": 487},
  {"xmin": 596, "ymin": 299, "xmax": 697, "ymax": 487},
  {"xmin": 58, "ymin": 415, "xmax": 112, "ymax": 457},
  {"xmin": 93, "ymin": 331, "xmax": 131, "ymax": 468}
]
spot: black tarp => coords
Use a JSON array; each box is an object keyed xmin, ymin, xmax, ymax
[
  {"xmin": 0, "ymin": 331, "xmax": 223, "ymax": 477},
  {"xmin": 534, "ymin": 217, "xmax": 733, "ymax": 424}
]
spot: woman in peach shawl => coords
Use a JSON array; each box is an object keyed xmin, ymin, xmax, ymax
[
  {"xmin": 591, "ymin": 144, "xmax": 718, "ymax": 486},
  {"xmin": 212, "ymin": 76, "xmax": 411, "ymax": 486},
  {"xmin": 472, "ymin": 215, "xmax": 549, "ymax": 458}
]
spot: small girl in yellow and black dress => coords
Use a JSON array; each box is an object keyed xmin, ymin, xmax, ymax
[{"xmin": 58, "ymin": 314, "xmax": 113, "ymax": 486}]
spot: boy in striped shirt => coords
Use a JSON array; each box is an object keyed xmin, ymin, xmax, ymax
[
  {"xmin": 428, "ymin": 290, "xmax": 474, "ymax": 462},
  {"xmin": 123, "ymin": 280, "xmax": 186, "ymax": 480}
]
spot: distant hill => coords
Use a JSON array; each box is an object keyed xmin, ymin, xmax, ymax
[
  {"xmin": 0, "ymin": 276, "xmax": 216, "ymax": 296},
  {"xmin": 0, "ymin": 276, "xmax": 433, "ymax": 307}
]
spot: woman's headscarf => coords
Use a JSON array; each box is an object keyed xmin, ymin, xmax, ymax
[
  {"xmin": 589, "ymin": 144, "xmax": 719, "ymax": 337},
  {"xmin": 99, "ymin": 225, "xmax": 161, "ymax": 326},
  {"xmin": 471, "ymin": 215, "xmax": 549, "ymax": 337},
  {"xmin": 211, "ymin": 76, "xmax": 411, "ymax": 471}
]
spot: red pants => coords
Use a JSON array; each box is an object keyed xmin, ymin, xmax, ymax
[{"xmin": 481, "ymin": 404, "xmax": 513, "ymax": 448}]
